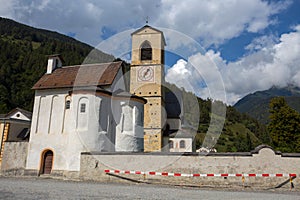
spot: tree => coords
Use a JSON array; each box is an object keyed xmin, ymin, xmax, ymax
[{"xmin": 268, "ymin": 97, "xmax": 300, "ymax": 152}]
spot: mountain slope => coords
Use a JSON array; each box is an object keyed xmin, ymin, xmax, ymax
[
  {"xmin": 0, "ymin": 17, "xmax": 114, "ymax": 113},
  {"xmin": 165, "ymin": 83, "xmax": 271, "ymax": 152},
  {"xmin": 234, "ymin": 86, "xmax": 300, "ymax": 124}
]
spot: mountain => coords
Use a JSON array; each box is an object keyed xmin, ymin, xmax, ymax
[
  {"xmin": 165, "ymin": 83, "xmax": 271, "ymax": 152},
  {"xmin": 0, "ymin": 17, "xmax": 114, "ymax": 113},
  {"xmin": 234, "ymin": 86, "xmax": 300, "ymax": 124},
  {"xmin": 195, "ymin": 99, "xmax": 270, "ymax": 152}
]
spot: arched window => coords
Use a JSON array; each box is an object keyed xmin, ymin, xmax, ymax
[
  {"xmin": 65, "ymin": 95, "xmax": 71, "ymax": 109},
  {"xmin": 169, "ymin": 140, "xmax": 174, "ymax": 149},
  {"xmin": 77, "ymin": 97, "xmax": 89, "ymax": 130},
  {"xmin": 180, "ymin": 140, "xmax": 185, "ymax": 148},
  {"xmin": 140, "ymin": 41, "xmax": 152, "ymax": 60}
]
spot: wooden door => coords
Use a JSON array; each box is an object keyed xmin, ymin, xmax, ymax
[{"xmin": 42, "ymin": 150, "xmax": 53, "ymax": 174}]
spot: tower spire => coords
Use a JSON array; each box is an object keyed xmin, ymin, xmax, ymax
[{"xmin": 146, "ymin": 16, "xmax": 149, "ymax": 24}]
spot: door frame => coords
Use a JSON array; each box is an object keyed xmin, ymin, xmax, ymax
[{"xmin": 39, "ymin": 149, "xmax": 54, "ymax": 175}]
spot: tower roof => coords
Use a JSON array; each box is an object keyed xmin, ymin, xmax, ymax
[{"xmin": 131, "ymin": 25, "xmax": 166, "ymax": 46}]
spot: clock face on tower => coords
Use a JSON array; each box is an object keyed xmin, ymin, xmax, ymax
[{"xmin": 137, "ymin": 66, "xmax": 154, "ymax": 82}]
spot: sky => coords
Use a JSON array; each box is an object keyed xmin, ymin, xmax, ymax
[{"xmin": 1, "ymin": 0, "xmax": 300, "ymax": 104}]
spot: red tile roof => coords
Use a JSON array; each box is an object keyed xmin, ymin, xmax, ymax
[{"xmin": 32, "ymin": 61, "xmax": 122, "ymax": 90}]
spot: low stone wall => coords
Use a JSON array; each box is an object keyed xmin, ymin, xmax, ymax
[
  {"xmin": 1, "ymin": 142, "xmax": 299, "ymax": 190},
  {"xmin": 80, "ymin": 145, "xmax": 300, "ymax": 189},
  {"xmin": 0, "ymin": 141, "xmax": 28, "ymax": 176}
]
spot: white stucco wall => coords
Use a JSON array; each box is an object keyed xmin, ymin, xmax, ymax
[
  {"xmin": 27, "ymin": 87, "xmax": 145, "ymax": 172},
  {"xmin": 169, "ymin": 138, "xmax": 193, "ymax": 152},
  {"xmin": 26, "ymin": 88, "xmax": 82, "ymax": 172},
  {"xmin": 115, "ymin": 102, "xmax": 144, "ymax": 152}
]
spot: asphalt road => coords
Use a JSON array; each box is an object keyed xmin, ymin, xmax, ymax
[{"xmin": 0, "ymin": 177, "xmax": 299, "ymax": 200}]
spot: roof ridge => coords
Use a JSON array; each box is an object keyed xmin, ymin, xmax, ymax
[
  {"xmin": 33, "ymin": 61, "xmax": 123, "ymax": 90},
  {"xmin": 5, "ymin": 107, "xmax": 32, "ymax": 118},
  {"xmin": 62, "ymin": 61, "xmax": 122, "ymax": 69}
]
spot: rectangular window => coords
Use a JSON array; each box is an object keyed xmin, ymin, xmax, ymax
[
  {"xmin": 80, "ymin": 103, "xmax": 86, "ymax": 113},
  {"xmin": 65, "ymin": 100, "xmax": 71, "ymax": 109}
]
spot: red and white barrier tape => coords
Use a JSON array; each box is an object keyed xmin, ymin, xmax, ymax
[{"xmin": 104, "ymin": 169, "xmax": 296, "ymax": 177}]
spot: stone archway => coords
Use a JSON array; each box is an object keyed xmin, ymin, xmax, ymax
[{"xmin": 40, "ymin": 150, "xmax": 53, "ymax": 174}]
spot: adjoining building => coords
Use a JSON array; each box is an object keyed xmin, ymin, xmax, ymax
[{"xmin": 0, "ymin": 108, "xmax": 31, "ymax": 169}]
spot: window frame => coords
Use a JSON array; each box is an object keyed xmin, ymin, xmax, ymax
[
  {"xmin": 179, "ymin": 140, "xmax": 185, "ymax": 148},
  {"xmin": 80, "ymin": 103, "xmax": 86, "ymax": 113},
  {"xmin": 169, "ymin": 140, "xmax": 174, "ymax": 149},
  {"xmin": 140, "ymin": 41, "xmax": 152, "ymax": 61},
  {"xmin": 65, "ymin": 100, "xmax": 71, "ymax": 109}
]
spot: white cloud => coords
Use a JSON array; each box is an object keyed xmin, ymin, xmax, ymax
[
  {"xmin": 245, "ymin": 34, "xmax": 279, "ymax": 52},
  {"xmin": 0, "ymin": 0, "xmax": 16, "ymax": 18},
  {"xmin": 1, "ymin": 0, "xmax": 298, "ymax": 105},
  {"xmin": 0, "ymin": 0, "xmax": 291, "ymax": 47},
  {"xmin": 166, "ymin": 51, "xmax": 227, "ymax": 103},
  {"xmin": 166, "ymin": 25, "xmax": 300, "ymax": 105},
  {"xmin": 156, "ymin": 0, "xmax": 291, "ymax": 47},
  {"xmin": 0, "ymin": 0, "xmax": 162, "ymax": 45}
]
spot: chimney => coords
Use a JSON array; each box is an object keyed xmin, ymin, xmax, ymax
[{"xmin": 46, "ymin": 54, "xmax": 63, "ymax": 74}]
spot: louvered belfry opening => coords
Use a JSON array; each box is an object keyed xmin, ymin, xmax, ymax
[
  {"xmin": 41, "ymin": 150, "xmax": 53, "ymax": 174},
  {"xmin": 141, "ymin": 41, "xmax": 152, "ymax": 60}
]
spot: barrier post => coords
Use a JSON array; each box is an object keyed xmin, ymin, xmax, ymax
[{"xmin": 290, "ymin": 177, "xmax": 294, "ymax": 190}]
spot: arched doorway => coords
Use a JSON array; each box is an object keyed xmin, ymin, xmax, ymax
[{"xmin": 40, "ymin": 150, "xmax": 53, "ymax": 174}]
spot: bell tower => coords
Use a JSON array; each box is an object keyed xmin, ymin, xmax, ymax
[{"xmin": 130, "ymin": 25, "xmax": 166, "ymax": 152}]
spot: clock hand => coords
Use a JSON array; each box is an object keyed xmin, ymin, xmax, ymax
[{"xmin": 143, "ymin": 68, "xmax": 150, "ymax": 77}]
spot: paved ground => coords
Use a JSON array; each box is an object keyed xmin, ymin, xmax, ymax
[{"xmin": 0, "ymin": 177, "xmax": 299, "ymax": 200}]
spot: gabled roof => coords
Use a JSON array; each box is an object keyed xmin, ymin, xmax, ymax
[
  {"xmin": 131, "ymin": 25, "xmax": 166, "ymax": 46},
  {"xmin": 32, "ymin": 61, "xmax": 122, "ymax": 90},
  {"xmin": 5, "ymin": 107, "xmax": 32, "ymax": 120},
  {"xmin": 169, "ymin": 127, "xmax": 196, "ymax": 139}
]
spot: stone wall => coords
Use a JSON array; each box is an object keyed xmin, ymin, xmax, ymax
[
  {"xmin": 1, "ymin": 141, "xmax": 28, "ymax": 176},
  {"xmin": 79, "ymin": 145, "xmax": 300, "ymax": 189},
  {"xmin": 1, "ymin": 142, "xmax": 299, "ymax": 190}
]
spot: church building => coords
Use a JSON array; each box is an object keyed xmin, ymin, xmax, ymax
[
  {"xmin": 24, "ymin": 25, "xmax": 192, "ymax": 176},
  {"xmin": 26, "ymin": 57, "xmax": 146, "ymax": 175}
]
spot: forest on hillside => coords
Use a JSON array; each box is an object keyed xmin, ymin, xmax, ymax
[
  {"xmin": 165, "ymin": 83, "xmax": 271, "ymax": 152},
  {"xmin": 0, "ymin": 17, "xmax": 114, "ymax": 113}
]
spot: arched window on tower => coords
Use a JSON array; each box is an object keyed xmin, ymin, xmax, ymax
[{"xmin": 140, "ymin": 41, "xmax": 152, "ymax": 61}]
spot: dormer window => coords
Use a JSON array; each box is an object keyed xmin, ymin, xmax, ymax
[{"xmin": 141, "ymin": 41, "xmax": 152, "ymax": 60}]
